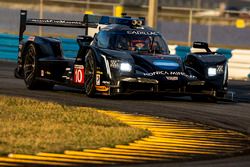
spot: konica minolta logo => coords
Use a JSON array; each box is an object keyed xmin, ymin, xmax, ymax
[{"xmin": 143, "ymin": 71, "xmax": 186, "ymax": 76}]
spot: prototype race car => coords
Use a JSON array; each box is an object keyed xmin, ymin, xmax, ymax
[{"xmin": 15, "ymin": 10, "xmax": 229, "ymax": 100}]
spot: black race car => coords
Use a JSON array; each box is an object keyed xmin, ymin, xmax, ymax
[{"xmin": 15, "ymin": 10, "xmax": 229, "ymax": 100}]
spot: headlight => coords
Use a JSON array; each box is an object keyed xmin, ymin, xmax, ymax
[
  {"xmin": 120, "ymin": 62, "xmax": 132, "ymax": 72},
  {"xmin": 208, "ymin": 67, "xmax": 217, "ymax": 77}
]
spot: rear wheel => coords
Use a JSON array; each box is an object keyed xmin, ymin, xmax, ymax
[
  {"xmin": 24, "ymin": 44, "xmax": 54, "ymax": 90},
  {"xmin": 14, "ymin": 67, "xmax": 23, "ymax": 79},
  {"xmin": 84, "ymin": 53, "xmax": 96, "ymax": 97}
]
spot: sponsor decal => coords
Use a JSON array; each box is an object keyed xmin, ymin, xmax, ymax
[
  {"xmin": 216, "ymin": 65, "xmax": 224, "ymax": 74},
  {"xmin": 28, "ymin": 36, "xmax": 35, "ymax": 41},
  {"xmin": 46, "ymin": 71, "xmax": 51, "ymax": 75},
  {"xmin": 109, "ymin": 60, "xmax": 120, "ymax": 69},
  {"xmin": 74, "ymin": 65, "xmax": 84, "ymax": 84},
  {"xmin": 76, "ymin": 58, "xmax": 82, "ymax": 61},
  {"xmin": 96, "ymin": 74, "xmax": 101, "ymax": 85},
  {"xmin": 95, "ymin": 86, "xmax": 109, "ymax": 92},
  {"xmin": 30, "ymin": 19, "xmax": 82, "ymax": 25},
  {"xmin": 153, "ymin": 60, "xmax": 180, "ymax": 70},
  {"xmin": 41, "ymin": 70, "xmax": 44, "ymax": 77},
  {"xmin": 127, "ymin": 30, "xmax": 156, "ymax": 35},
  {"xmin": 96, "ymin": 71, "xmax": 103, "ymax": 74},
  {"xmin": 166, "ymin": 76, "xmax": 178, "ymax": 81},
  {"xmin": 102, "ymin": 81, "xmax": 111, "ymax": 85},
  {"xmin": 143, "ymin": 71, "xmax": 197, "ymax": 80},
  {"xmin": 144, "ymin": 71, "xmax": 185, "ymax": 76}
]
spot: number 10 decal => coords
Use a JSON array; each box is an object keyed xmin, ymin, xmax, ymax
[{"xmin": 74, "ymin": 65, "xmax": 84, "ymax": 84}]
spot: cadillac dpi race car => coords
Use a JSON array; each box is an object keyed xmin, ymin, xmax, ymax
[{"xmin": 15, "ymin": 10, "xmax": 229, "ymax": 100}]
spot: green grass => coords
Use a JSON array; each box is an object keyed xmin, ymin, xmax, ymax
[{"xmin": 0, "ymin": 96, "xmax": 150, "ymax": 155}]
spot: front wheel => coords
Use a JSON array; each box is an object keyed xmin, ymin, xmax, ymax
[{"xmin": 84, "ymin": 53, "xmax": 96, "ymax": 97}]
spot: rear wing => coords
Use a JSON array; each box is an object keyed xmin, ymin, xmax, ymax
[
  {"xmin": 19, "ymin": 10, "xmax": 98, "ymax": 42},
  {"xmin": 19, "ymin": 10, "xmax": 146, "ymax": 42}
]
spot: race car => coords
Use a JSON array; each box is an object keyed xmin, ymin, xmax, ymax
[{"xmin": 15, "ymin": 10, "xmax": 229, "ymax": 100}]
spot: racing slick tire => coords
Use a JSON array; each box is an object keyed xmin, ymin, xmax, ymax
[
  {"xmin": 23, "ymin": 44, "xmax": 54, "ymax": 90},
  {"xmin": 84, "ymin": 53, "xmax": 96, "ymax": 97},
  {"xmin": 14, "ymin": 67, "xmax": 23, "ymax": 79}
]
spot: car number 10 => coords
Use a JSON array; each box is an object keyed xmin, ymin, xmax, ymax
[{"xmin": 74, "ymin": 65, "xmax": 84, "ymax": 84}]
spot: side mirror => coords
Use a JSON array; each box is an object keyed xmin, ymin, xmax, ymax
[{"xmin": 193, "ymin": 41, "xmax": 211, "ymax": 53}]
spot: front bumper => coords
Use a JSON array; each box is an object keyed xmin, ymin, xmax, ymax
[{"xmin": 108, "ymin": 76, "xmax": 226, "ymax": 97}]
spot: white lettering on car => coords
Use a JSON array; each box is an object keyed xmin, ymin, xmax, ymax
[{"xmin": 127, "ymin": 30, "xmax": 157, "ymax": 35}]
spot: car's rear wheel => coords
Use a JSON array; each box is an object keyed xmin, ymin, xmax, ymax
[
  {"xmin": 24, "ymin": 44, "xmax": 54, "ymax": 90},
  {"xmin": 14, "ymin": 67, "xmax": 23, "ymax": 79},
  {"xmin": 84, "ymin": 53, "xmax": 96, "ymax": 97}
]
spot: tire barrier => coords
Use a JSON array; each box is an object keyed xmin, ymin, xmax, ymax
[
  {"xmin": 0, "ymin": 33, "xmax": 249, "ymax": 80},
  {"xmin": 0, "ymin": 110, "xmax": 249, "ymax": 167}
]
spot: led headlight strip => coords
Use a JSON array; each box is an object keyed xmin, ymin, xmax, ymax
[
  {"xmin": 208, "ymin": 67, "xmax": 217, "ymax": 77},
  {"xmin": 101, "ymin": 54, "xmax": 112, "ymax": 79},
  {"xmin": 120, "ymin": 62, "xmax": 132, "ymax": 72}
]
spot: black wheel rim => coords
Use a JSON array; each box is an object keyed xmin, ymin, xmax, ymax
[
  {"xmin": 24, "ymin": 46, "xmax": 35, "ymax": 84},
  {"xmin": 85, "ymin": 55, "xmax": 95, "ymax": 95}
]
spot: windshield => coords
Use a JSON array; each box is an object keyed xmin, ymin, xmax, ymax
[{"xmin": 97, "ymin": 31, "xmax": 170, "ymax": 55}]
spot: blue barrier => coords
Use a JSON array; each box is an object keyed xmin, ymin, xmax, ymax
[
  {"xmin": 175, "ymin": 46, "xmax": 191, "ymax": 60},
  {"xmin": 0, "ymin": 33, "xmax": 79, "ymax": 60},
  {"xmin": 0, "ymin": 33, "xmax": 234, "ymax": 61},
  {"xmin": 0, "ymin": 33, "xmax": 248, "ymax": 79},
  {"xmin": 0, "ymin": 33, "xmax": 235, "ymax": 61},
  {"xmin": 216, "ymin": 48, "xmax": 232, "ymax": 59}
]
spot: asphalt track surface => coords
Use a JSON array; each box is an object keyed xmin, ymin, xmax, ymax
[{"xmin": 0, "ymin": 60, "xmax": 250, "ymax": 167}]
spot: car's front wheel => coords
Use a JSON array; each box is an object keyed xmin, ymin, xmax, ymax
[{"xmin": 84, "ymin": 53, "xmax": 96, "ymax": 97}]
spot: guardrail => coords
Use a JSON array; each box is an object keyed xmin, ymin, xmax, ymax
[{"xmin": 0, "ymin": 33, "xmax": 249, "ymax": 80}]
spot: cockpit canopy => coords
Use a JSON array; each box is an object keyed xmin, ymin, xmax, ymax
[{"xmin": 94, "ymin": 29, "xmax": 170, "ymax": 55}]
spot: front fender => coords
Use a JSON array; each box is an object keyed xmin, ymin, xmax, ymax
[{"xmin": 185, "ymin": 53, "xmax": 228, "ymax": 90}]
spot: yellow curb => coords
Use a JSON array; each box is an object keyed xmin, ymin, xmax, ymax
[
  {"xmin": 0, "ymin": 162, "xmax": 21, "ymax": 167},
  {"xmin": 8, "ymin": 153, "xmax": 105, "ymax": 164},
  {"xmin": 40, "ymin": 152, "xmax": 139, "ymax": 163},
  {"xmin": 1, "ymin": 109, "xmax": 249, "ymax": 166},
  {"xmin": 81, "ymin": 148, "xmax": 181, "ymax": 158},
  {"xmin": 0, "ymin": 157, "xmax": 74, "ymax": 166}
]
